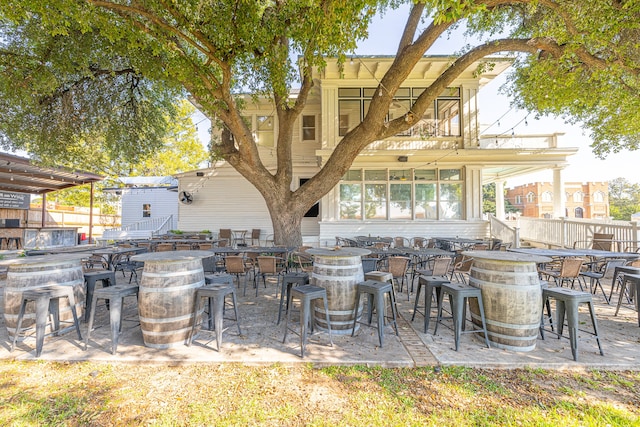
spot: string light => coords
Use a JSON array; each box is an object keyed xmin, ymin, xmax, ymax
[{"xmin": 483, "ymin": 106, "xmax": 514, "ymax": 133}]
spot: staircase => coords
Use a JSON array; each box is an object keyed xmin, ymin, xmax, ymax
[{"xmin": 100, "ymin": 216, "xmax": 174, "ymax": 241}]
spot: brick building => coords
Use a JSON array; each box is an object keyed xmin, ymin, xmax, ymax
[{"xmin": 506, "ymin": 182, "xmax": 609, "ymax": 219}]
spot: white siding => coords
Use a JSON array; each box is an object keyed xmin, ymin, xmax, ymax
[
  {"xmin": 177, "ymin": 167, "xmax": 272, "ymax": 236},
  {"xmin": 121, "ymin": 188, "xmax": 178, "ymax": 229}
]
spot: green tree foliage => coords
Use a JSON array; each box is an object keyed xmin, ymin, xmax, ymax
[
  {"xmin": 482, "ymin": 182, "xmax": 518, "ymax": 215},
  {"xmin": 1, "ymin": 1, "xmax": 639, "ymax": 245},
  {"xmin": 37, "ymin": 101, "xmax": 206, "ymax": 209},
  {"xmin": 128, "ymin": 101, "xmax": 208, "ymax": 176},
  {"xmin": 608, "ymin": 177, "xmax": 640, "ymax": 220}
]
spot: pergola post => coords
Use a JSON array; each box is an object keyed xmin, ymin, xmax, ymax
[
  {"xmin": 89, "ymin": 182, "xmax": 94, "ymax": 244},
  {"xmin": 41, "ymin": 193, "xmax": 46, "ymax": 228}
]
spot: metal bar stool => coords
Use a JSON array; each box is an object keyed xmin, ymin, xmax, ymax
[
  {"xmin": 412, "ymin": 275, "xmax": 451, "ymax": 333},
  {"xmin": 283, "ymin": 284, "xmax": 333, "ymax": 357},
  {"xmin": 365, "ymin": 271, "xmax": 393, "ymax": 284},
  {"xmin": 84, "ymin": 284, "xmax": 139, "ymax": 354},
  {"xmin": 83, "ymin": 270, "xmax": 117, "ymax": 322},
  {"xmin": 188, "ymin": 281, "xmax": 241, "ymax": 351},
  {"xmin": 7, "ymin": 237, "xmax": 22, "ymax": 250},
  {"xmin": 203, "ymin": 273, "xmax": 236, "ymax": 329},
  {"xmin": 614, "ymin": 273, "xmax": 640, "ymax": 326},
  {"xmin": 11, "ymin": 286, "xmax": 83, "ymax": 357},
  {"xmin": 434, "ymin": 282, "xmax": 491, "ymax": 351},
  {"xmin": 277, "ymin": 272, "xmax": 309, "ymax": 325},
  {"xmin": 351, "ymin": 280, "xmax": 399, "ymax": 347},
  {"xmin": 609, "ymin": 266, "xmax": 640, "ymax": 304},
  {"xmin": 542, "ymin": 287, "xmax": 604, "ymax": 361}
]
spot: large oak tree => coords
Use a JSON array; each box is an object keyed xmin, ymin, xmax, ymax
[{"xmin": 1, "ymin": 1, "xmax": 639, "ymax": 246}]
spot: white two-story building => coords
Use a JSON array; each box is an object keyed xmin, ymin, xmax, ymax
[{"xmin": 176, "ymin": 56, "xmax": 577, "ymax": 246}]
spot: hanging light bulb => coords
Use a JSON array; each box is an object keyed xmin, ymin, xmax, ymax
[{"xmin": 379, "ymin": 87, "xmax": 383, "ymax": 96}]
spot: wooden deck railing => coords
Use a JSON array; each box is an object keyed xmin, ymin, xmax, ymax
[{"xmin": 499, "ymin": 216, "xmax": 640, "ymax": 251}]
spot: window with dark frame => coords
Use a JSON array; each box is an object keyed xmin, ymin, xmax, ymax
[{"xmin": 338, "ymin": 86, "xmax": 461, "ymax": 138}]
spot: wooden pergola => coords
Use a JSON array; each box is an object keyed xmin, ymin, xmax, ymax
[{"xmin": 0, "ymin": 152, "xmax": 103, "ymax": 242}]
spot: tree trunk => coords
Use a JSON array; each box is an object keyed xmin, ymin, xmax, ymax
[{"xmin": 270, "ymin": 206, "xmax": 304, "ymax": 248}]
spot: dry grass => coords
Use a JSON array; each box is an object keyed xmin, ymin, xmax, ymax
[{"xmin": 1, "ymin": 361, "xmax": 639, "ymax": 426}]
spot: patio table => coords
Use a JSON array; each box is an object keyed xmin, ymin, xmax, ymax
[
  {"xmin": 231, "ymin": 230, "xmax": 248, "ymax": 247},
  {"xmin": 2, "ymin": 254, "xmax": 87, "ymax": 339},
  {"xmin": 130, "ymin": 250, "xmax": 213, "ymax": 348},
  {"xmin": 306, "ymin": 247, "xmax": 371, "ymax": 334},
  {"xmin": 462, "ymin": 250, "xmax": 552, "ymax": 352},
  {"xmin": 92, "ymin": 246, "xmax": 147, "ymax": 270},
  {"xmin": 509, "ymin": 247, "xmax": 639, "ymax": 259},
  {"xmin": 434, "ymin": 237, "xmax": 486, "ymax": 251},
  {"xmin": 509, "ymin": 247, "xmax": 639, "ymax": 273}
]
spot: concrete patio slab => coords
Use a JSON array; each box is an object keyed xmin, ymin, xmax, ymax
[{"xmin": 1, "ymin": 272, "xmax": 638, "ymax": 370}]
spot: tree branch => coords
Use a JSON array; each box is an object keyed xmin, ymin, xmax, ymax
[{"xmin": 397, "ymin": 2, "xmax": 425, "ymax": 54}]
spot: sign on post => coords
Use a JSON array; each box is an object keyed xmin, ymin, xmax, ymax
[{"xmin": 0, "ymin": 191, "xmax": 30, "ymax": 209}]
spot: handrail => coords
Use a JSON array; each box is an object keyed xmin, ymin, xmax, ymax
[
  {"xmin": 102, "ymin": 215, "xmax": 174, "ymax": 240},
  {"xmin": 488, "ymin": 215, "xmax": 520, "ymax": 248},
  {"xmin": 515, "ymin": 217, "xmax": 640, "ymax": 251}
]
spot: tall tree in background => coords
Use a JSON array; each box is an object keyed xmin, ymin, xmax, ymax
[
  {"xmin": 39, "ymin": 100, "xmax": 207, "ymax": 210},
  {"xmin": 609, "ymin": 177, "xmax": 640, "ymax": 220},
  {"xmin": 1, "ymin": 1, "xmax": 639, "ymax": 246}
]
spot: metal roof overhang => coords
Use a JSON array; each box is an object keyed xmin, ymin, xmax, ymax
[{"xmin": 0, "ymin": 152, "xmax": 103, "ymax": 194}]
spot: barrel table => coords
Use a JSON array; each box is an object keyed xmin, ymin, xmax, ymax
[
  {"xmin": 306, "ymin": 247, "xmax": 370, "ymax": 335},
  {"xmin": 463, "ymin": 250, "xmax": 552, "ymax": 352},
  {"xmin": 131, "ymin": 251, "xmax": 212, "ymax": 349},
  {"xmin": 2, "ymin": 254, "xmax": 86, "ymax": 339}
]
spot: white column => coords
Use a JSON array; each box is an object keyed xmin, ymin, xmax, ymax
[
  {"xmin": 553, "ymin": 168, "xmax": 565, "ymax": 218},
  {"xmin": 495, "ymin": 181, "xmax": 505, "ymax": 220}
]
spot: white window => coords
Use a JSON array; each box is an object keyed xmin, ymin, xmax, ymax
[
  {"xmin": 541, "ymin": 191, "xmax": 553, "ymax": 202},
  {"xmin": 515, "ymin": 195, "xmax": 522, "ymax": 204},
  {"xmin": 573, "ymin": 191, "xmax": 583, "ymax": 203},
  {"xmin": 593, "ymin": 191, "xmax": 605, "ymax": 202},
  {"xmin": 142, "ymin": 204, "xmax": 151, "ymax": 218},
  {"xmin": 256, "ymin": 115, "xmax": 274, "ymax": 147},
  {"xmin": 338, "ymin": 87, "xmax": 461, "ymax": 137},
  {"xmin": 526, "ymin": 192, "xmax": 535, "ymax": 203},
  {"xmin": 339, "ymin": 167, "xmax": 462, "ymax": 220},
  {"xmin": 302, "ymin": 115, "xmax": 316, "ymax": 141}
]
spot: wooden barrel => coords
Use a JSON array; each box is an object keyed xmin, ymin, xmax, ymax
[
  {"xmin": 466, "ymin": 252, "xmax": 544, "ymax": 352},
  {"xmin": 310, "ymin": 253, "xmax": 364, "ymax": 335},
  {"xmin": 3, "ymin": 258, "xmax": 85, "ymax": 339},
  {"xmin": 138, "ymin": 257, "xmax": 205, "ymax": 348}
]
